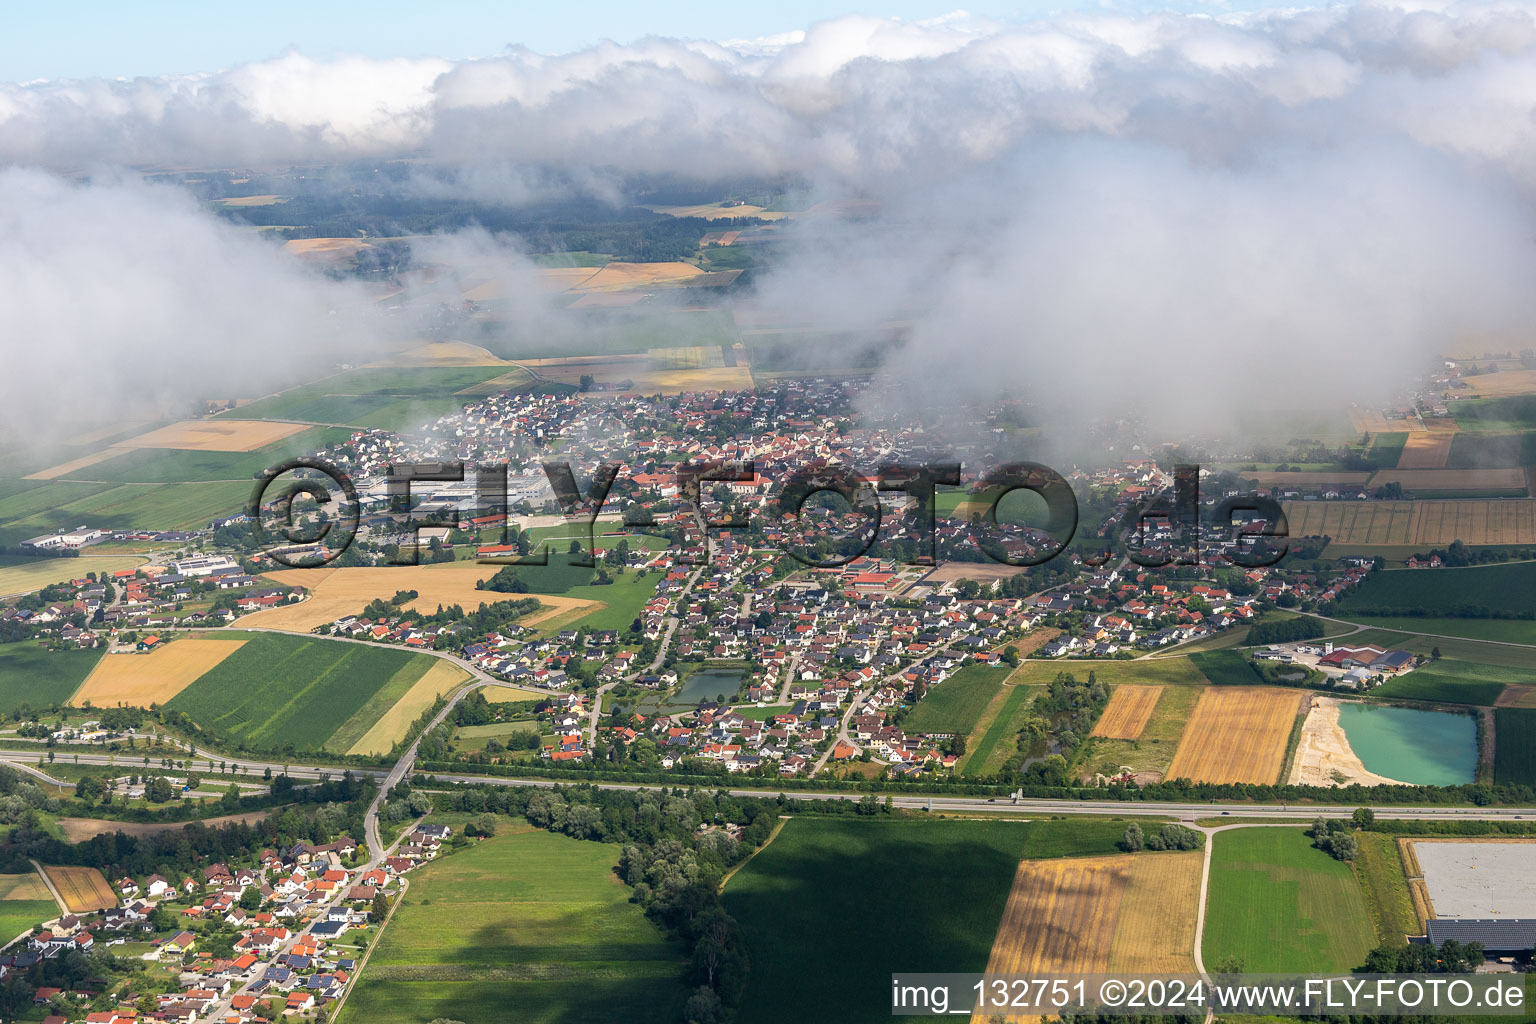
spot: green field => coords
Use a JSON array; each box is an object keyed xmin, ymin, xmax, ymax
[
  {"xmin": 1202, "ymin": 827, "xmax": 1377, "ymax": 973},
  {"xmin": 1338, "ymin": 562, "xmax": 1536, "ymax": 617},
  {"xmin": 1010, "ymin": 657, "xmax": 1210, "ymax": 686},
  {"xmin": 0, "ymin": 479, "xmax": 252, "ymax": 545},
  {"xmin": 0, "ymin": 900, "xmax": 59, "ymax": 943},
  {"xmin": 722, "ymin": 816, "xmax": 1127, "ymax": 1024},
  {"xmin": 962, "ymin": 684, "xmax": 1033, "ymax": 778},
  {"xmin": 1366, "ymin": 432, "xmax": 1409, "ymax": 467},
  {"xmin": 1370, "ymin": 659, "xmax": 1514, "ymax": 706},
  {"xmin": 165, "ymin": 633, "xmax": 428, "ymax": 751},
  {"xmin": 322, "ymin": 654, "xmax": 439, "ymax": 754},
  {"xmin": 1493, "ymin": 708, "xmax": 1536, "ymax": 785},
  {"xmin": 510, "ymin": 554, "xmax": 665, "ymax": 633},
  {"xmin": 0, "ymin": 643, "xmax": 105, "ymax": 713},
  {"xmin": 902, "ymin": 664, "xmax": 1012, "ymax": 735},
  {"xmin": 221, "ymin": 366, "xmax": 514, "ymax": 431},
  {"xmin": 1353, "ymin": 831, "xmax": 1417, "ymax": 946},
  {"xmin": 1339, "ymin": 615, "xmax": 1536, "ymax": 644},
  {"xmin": 342, "ymin": 821, "xmax": 686, "ymax": 1024},
  {"xmin": 1187, "ymin": 650, "xmax": 1262, "ymax": 685}
]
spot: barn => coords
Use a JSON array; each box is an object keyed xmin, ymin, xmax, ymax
[{"xmin": 1424, "ymin": 919, "xmax": 1536, "ymax": 955}]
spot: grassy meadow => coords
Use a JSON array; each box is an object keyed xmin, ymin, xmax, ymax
[
  {"xmin": 0, "ymin": 643, "xmax": 105, "ymax": 713},
  {"xmin": 1201, "ymin": 827, "xmax": 1376, "ymax": 973},
  {"xmin": 341, "ymin": 821, "xmax": 686, "ymax": 1024}
]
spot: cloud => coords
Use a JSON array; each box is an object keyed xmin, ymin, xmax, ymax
[
  {"xmin": 0, "ymin": 169, "xmax": 385, "ymax": 441},
  {"xmin": 7, "ymin": 4, "xmax": 1536, "ymax": 443}
]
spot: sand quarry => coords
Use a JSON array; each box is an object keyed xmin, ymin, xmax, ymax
[{"xmin": 1289, "ymin": 696, "xmax": 1406, "ymax": 787}]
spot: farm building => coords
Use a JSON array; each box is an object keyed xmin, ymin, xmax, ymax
[{"xmin": 1423, "ymin": 919, "xmax": 1536, "ymax": 955}]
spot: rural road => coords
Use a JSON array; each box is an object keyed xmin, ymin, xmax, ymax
[{"xmin": 28, "ymin": 860, "xmax": 68, "ymax": 917}]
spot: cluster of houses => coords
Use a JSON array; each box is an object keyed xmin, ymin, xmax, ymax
[{"xmin": 12, "ymin": 826, "xmax": 455, "ymax": 1023}]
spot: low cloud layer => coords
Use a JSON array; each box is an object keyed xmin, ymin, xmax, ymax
[
  {"xmin": 0, "ymin": 170, "xmax": 383, "ymax": 442},
  {"xmin": 8, "ymin": 4, "xmax": 1536, "ymax": 446}
]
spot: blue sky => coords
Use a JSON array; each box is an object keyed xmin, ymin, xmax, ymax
[{"xmin": 5, "ymin": 0, "xmax": 1258, "ymax": 81}]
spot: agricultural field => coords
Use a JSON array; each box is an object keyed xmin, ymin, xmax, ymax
[
  {"xmin": 1493, "ymin": 708, "xmax": 1536, "ymax": 785},
  {"xmin": 71, "ymin": 634, "xmax": 250, "ymax": 707},
  {"xmin": 1283, "ymin": 499, "xmax": 1536, "ymax": 546},
  {"xmin": 1339, "ymin": 616, "xmax": 1536, "ymax": 645},
  {"xmin": 722, "ymin": 816, "xmax": 1126, "ymax": 1024},
  {"xmin": 240, "ymin": 561, "xmax": 552, "ymax": 632},
  {"xmin": 0, "ymin": 870, "xmax": 59, "ymax": 941},
  {"xmin": 0, "ymin": 479, "xmax": 253, "ymax": 546},
  {"xmin": 961, "ymin": 683, "xmax": 1034, "ymax": 778},
  {"xmin": 164, "ymin": 633, "xmax": 432, "ymax": 752},
  {"xmin": 1010, "ymin": 658, "xmax": 1210, "ymax": 687},
  {"xmin": 1354, "ymin": 831, "xmax": 1418, "ymax": 945},
  {"xmin": 981, "ymin": 851, "xmax": 1202, "ymax": 977},
  {"xmin": 1081, "ymin": 684, "xmax": 1203, "ymax": 780},
  {"xmin": 1370, "ymin": 659, "xmax": 1514, "ymax": 706},
  {"xmin": 1338, "ymin": 562, "xmax": 1536, "ymax": 617},
  {"xmin": 0, "ymin": 554, "xmax": 144, "ymax": 597},
  {"xmin": 341, "ymin": 822, "xmax": 687, "ymax": 1024},
  {"xmin": 1186, "ymin": 650, "xmax": 1262, "ymax": 686},
  {"xmin": 343, "ymin": 660, "xmax": 473, "ymax": 756},
  {"xmin": 367, "ymin": 341, "xmax": 511, "ymax": 367},
  {"xmin": 514, "ymin": 350, "xmax": 753, "ymax": 394},
  {"xmin": 40, "ymin": 865, "xmax": 115, "ymax": 913},
  {"xmin": 1091, "ymin": 685, "xmax": 1163, "ymax": 740},
  {"xmin": 1202, "ymin": 828, "xmax": 1377, "ymax": 973},
  {"xmin": 219, "ymin": 365, "xmax": 513, "ymax": 431},
  {"xmin": 1164, "ymin": 688, "xmax": 1303, "ymax": 785},
  {"xmin": 0, "ymin": 643, "xmax": 105, "ymax": 713},
  {"xmin": 902, "ymin": 664, "xmax": 1012, "ymax": 736},
  {"xmin": 1449, "ymin": 371, "xmax": 1536, "ymax": 398},
  {"xmin": 1367, "ymin": 468, "xmax": 1528, "ymax": 495}
]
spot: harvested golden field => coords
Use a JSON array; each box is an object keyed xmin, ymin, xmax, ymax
[
  {"xmin": 980, "ymin": 852, "xmax": 1201, "ymax": 978},
  {"xmin": 1092, "ymin": 685, "xmax": 1164, "ymax": 740},
  {"xmin": 1369, "ymin": 468, "xmax": 1525, "ymax": 491},
  {"xmin": 1397, "ymin": 434, "xmax": 1454, "ymax": 469},
  {"xmin": 368, "ymin": 342, "xmax": 509, "ymax": 367},
  {"xmin": 22, "ymin": 449, "xmax": 122, "ymax": 480},
  {"xmin": 212, "ymin": 194, "xmax": 285, "ymax": 207},
  {"xmin": 1349, "ymin": 409, "xmax": 1419, "ymax": 435},
  {"xmin": 72, "ymin": 635, "xmax": 248, "ymax": 707},
  {"xmin": 519, "ymin": 594, "xmax": 603, "ymax": 627},
  {"xmin": 644, "ymin": 202, "xmax": 791, "ymax": 220},
  {"xmin": 283, "ymin": 237, "xmax": 371, "ymax": 262},
  {"xmin": 0, "ymin": 872, "xmax": 52, "ymax": 901},
  {"xmin": 1106, "ymin": 852, "xmax": 1203, "ymax": 973},
  {"xmin": 1165, "ymin": 687, "xmax": 1302, "ymax": 785},
  {"xmin": 117, "ymin": 418, "xmax": 309, "ymax": 451},
  {"xmin": 347, "ymin": 660, "xmax": 472, "ymax": 756},
  {"xmin": 1451, "ymin": 370, "xmax": 1536, "ymax": 397},
  {"xmin": 517, "ymin": 353, "xmax": 752, "ymax": 395},
  {"xmin": 1284, "ymin": 499, "xmax": 1536, "ymax": 546},
  {"xmin": 239, "ymin": 562, "xmax": 556, "ymax": 632},
  {"xmin": 41, "ymin": 866, "xmax": 115, "ymax": 913},
  {"xmin": 0, "ymin": 555, "xmax": 144, "ymax": 598},
  {"xmin": 982, "ymin": 856, "xmax": 1129, "ymax": 977},
  {"xmin": 574, "ymin": 261, "xmax": 704, "ymax": 291}
]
